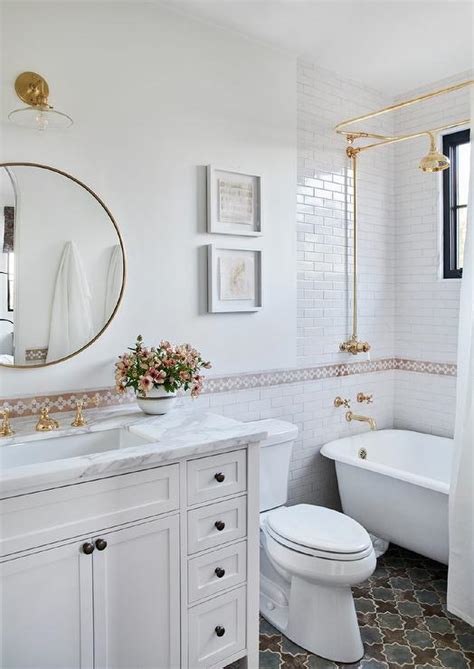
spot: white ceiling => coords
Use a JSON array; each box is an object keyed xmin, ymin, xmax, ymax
[{"xmin": 160, "ymin": 0, "xmax": 473, "ymax": 96}]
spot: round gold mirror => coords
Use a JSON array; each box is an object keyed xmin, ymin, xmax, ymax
[{"xmin": 0, "ymin": 163, "xmax": 125, "ymax": 368}]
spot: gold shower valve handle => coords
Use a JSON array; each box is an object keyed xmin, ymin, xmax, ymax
[
  {"xmin": 357, "ymin": 393, "xmax": 373, "ymax": 404},
  {"xmin": 339, "ymin": 338, "xmax": 371, "ymax": 355}
]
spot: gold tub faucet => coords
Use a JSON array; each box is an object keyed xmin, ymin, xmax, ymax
[
  {"xmin": 36, "ymin": 407, "xmax": 60, "ymax": 432},
  {"xmin": 345, "ymin": 410, "xmax": 377, "ymax": 431}
]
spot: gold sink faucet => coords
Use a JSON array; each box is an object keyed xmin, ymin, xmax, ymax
[
  {"xmin": 346, "ymin": 410, "xmax": 377, "ymax": 431},
  {"xmin": 0, "ymin": 409, "xmax": 15, "ymax": 437},
  {"xmin": 71, "ymin": 401, "xmax": 87, "ymax": 427},
  {"xmin": 36, "ymin": 407, "xmax": 60, "ymax": 432}
]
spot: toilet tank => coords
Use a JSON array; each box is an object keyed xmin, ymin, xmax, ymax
[{"xmin": 249, "ymin": 419, "xmax": 298, "ymax": 512}]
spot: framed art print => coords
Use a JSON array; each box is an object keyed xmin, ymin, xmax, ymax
[
  {"xmin": 207, "ymin": 244, "xmax": 262, "ymax": 313},
  {"xmin": 207, "ymin": 166, "xmax": 262, "ymax": 236}
]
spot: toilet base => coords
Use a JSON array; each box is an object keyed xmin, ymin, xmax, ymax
[
  {"xmin": 288, "ymin": 576, "xmax": 364, "ymax": 662},
  {"xmin": 260, "ymin": 576, "xmax": 364, "ymax": 663}
]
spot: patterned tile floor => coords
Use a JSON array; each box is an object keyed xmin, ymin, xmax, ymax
[{"xmin": 255, "ymin": 545, "xmax": 474, "ymax": 668}]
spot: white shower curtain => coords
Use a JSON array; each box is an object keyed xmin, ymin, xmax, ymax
[{"xmin": 447, "ymin": 97, "xmax": 474, "ymax": 625}]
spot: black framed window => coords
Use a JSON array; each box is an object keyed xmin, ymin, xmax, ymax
[{"xmin": 443, "ymin": 129, "xmax": 470, "ymax": 278}]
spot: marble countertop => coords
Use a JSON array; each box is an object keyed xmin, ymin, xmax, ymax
[{"xmin": 0, "ymin": 406, "xmax": 267, "ymax": 497}]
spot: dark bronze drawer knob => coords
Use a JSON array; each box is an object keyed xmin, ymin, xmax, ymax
[
  {"xmin": 215, "ymin": 567, "xmax": 226, "ymax": 578},
  {"xmin": 215, "ymin": 626, "xmax": 226, "ymax": 637},
  {"xmin": 82, "ymin": 542, "xmax": 95, "ymax": 555},
  {"xmin": 214, "ymin": 472, "xmax": 225, "ymax": 483},
  {"xmin": 95, "ymin": 538, "xmax": 107, "ymax": 551},
  {"xmin": 214, "ymin": 520, "xmax": 226, "ymax": 531}
]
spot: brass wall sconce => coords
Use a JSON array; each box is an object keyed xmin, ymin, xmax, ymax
[
  {"xmin": 9, "ymin": 71, "xmax": 73, "ymax": 130},
  {"xmin": 336, "ymin": 79, "xmax": 474, "ymax": 355}
]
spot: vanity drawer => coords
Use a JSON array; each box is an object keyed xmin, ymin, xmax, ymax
[
  {"xmin": 187, "ymin": 496, "xmax": 247, "ymax": 555},
  {"xmin": 188, "ymin": 587, "xmax": 246, "ymax": 668},
  {"xmin": 187, "ymin": 450, "xmax": 247, "ymax": 505},
  {"xmin": 0, "ymin": 464, "xmax": 179, "ymax": 557},
  {"xmin": 188, "ymin": 540, "xmax": 247, "ymax": 604}
]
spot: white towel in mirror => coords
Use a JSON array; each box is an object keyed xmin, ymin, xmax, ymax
[
  {"xmin": 46, "ymin": 241, "xmax": 94, "ymax": 362},
  {"xmin": 104, "ymin": 244, "xmax": 123, "ymax": 321}
]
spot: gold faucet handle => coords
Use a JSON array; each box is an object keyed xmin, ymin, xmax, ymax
[
  {"xmin": 71, "ymin": 400, "xmax": 88, "ymax": 427},
  {"xmin": 334, "ymin": 396, "xmax": 351, "ymax": 409},
  {"xmin": 0, "ymin": 409, "xmax": 15, "ymax": 437},
  {"xmin": 357, "ymin": 392, "xmax": 373, "ymax": 404}
]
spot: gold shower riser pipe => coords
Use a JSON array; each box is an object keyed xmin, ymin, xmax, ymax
[
  {"xmin": 351, "ymin": 154, "xmax": 357, "ymax": 340},
  {"xmin": 337, "ymin": 78, "xmax": 474, "ymax": 356}
]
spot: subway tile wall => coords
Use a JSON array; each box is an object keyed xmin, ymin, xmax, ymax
[
  {"xmin": 188, "ymin": 370, "xmax": 395, "ymax": 507},
  {"xmin": 394, "ymin": 371, "xmax": 457, "ymax": 439},
  {"xmin": 393, "ymin": 72, "xmax": 471, "ymax": 435},
  {"xmin": 297, "ymin": 62, "xmax": 396, "ymax": 366}
]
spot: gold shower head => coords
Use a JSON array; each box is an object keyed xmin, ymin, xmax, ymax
[{"xmin": 419, "ymin": 133, "xmax": 450, "ymax": 172}]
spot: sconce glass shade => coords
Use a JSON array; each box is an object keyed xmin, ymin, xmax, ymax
[{"xmin": 8, "ymin": 106, "xmax": 73, "ymax": 131}]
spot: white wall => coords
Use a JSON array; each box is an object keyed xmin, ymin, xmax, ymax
[{"xmin": 0, "ymin": 1, "xmax": 296, "ymax": 395}]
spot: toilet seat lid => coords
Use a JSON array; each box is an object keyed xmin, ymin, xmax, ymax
[{"xmin": 267, "ymin": 504, "xmax": 372, "ymax": 555}]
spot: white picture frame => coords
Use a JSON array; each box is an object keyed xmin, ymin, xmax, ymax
[
  {"xmin": 207, "ymin": 244, "xmax": 262, "ymax": 313},
  {"xmin": 207, "ymin": 165, "xmax": 262, "ymax": 236}
]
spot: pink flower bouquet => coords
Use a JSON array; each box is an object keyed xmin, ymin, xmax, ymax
[{"xmin": 115, "ymin": 335, "xmax": 211, "ymax": 398}]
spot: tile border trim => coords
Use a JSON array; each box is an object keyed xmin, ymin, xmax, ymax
[{"xmin": 1, "ymin": 357, "xmax": 457, "ymax": 418}]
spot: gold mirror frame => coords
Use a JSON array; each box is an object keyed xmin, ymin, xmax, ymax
[{"xmin": 0, "ymin": 162, "xmax": 126, "ymax": 369}]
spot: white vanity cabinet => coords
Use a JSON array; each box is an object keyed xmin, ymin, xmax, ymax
[
  {"xmin": 0, "ymin": 440, "xmax": 260, "ymax": 669},
  {"xmin": 92, "ymin": 516, "xmax": 181, "ymax": 669},
  {"xmin": 0, "ymin": 516, "xmax": 180, "ymax": 669},
  {"xmin": 1, "ymin": 538, "xmax": 94, "ymax": 669}
]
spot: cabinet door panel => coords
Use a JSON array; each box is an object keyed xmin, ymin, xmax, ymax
[
  {"xmin": 0, "ymin": 542, "xmax": 93, "ymax": 669},
  {"xmin": 93, "ymin": 516, "xmax": 180, "ymax": 669}
]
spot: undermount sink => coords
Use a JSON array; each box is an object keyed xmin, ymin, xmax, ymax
[{"xmin": 0, "ymin": 428, "xmax": 152, "ymax": 469}]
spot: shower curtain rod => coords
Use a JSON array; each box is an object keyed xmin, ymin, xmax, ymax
[{"xmin": 335, "ymin": 79, "xmax": 473, "ymax": 153}]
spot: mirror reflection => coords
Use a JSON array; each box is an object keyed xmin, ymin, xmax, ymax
[{"xmin": 0, "ymin": 164, "xmax": 125, "ymax": 367}]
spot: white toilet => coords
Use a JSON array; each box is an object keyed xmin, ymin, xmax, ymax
[{"xmin": 257, "ymin": 419, "xmax": 376, "ymax": 663}]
